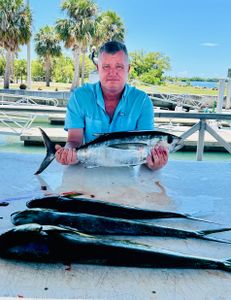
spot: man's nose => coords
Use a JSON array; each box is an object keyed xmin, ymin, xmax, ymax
[{"xmin": 108, "ymin": 67, "xmax": 117, "ymax": 75}]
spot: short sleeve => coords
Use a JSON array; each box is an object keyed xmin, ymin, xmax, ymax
[
  {"xmin": 64, "ymin": 91, "xmax": 84, "ymax": 131},
  {"xmin": 136, "ymin": 95, "xmax": 154, "ymax": 130}
]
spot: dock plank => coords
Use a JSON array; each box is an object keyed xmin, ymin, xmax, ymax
[{"xmin": 19, "ymin": 126, "xmax": 231, "ymax": 151}]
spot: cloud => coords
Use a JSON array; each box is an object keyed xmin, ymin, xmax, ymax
[{"xmin": 201, "ymin": 42, "xmax": 219, "ymax": 47}]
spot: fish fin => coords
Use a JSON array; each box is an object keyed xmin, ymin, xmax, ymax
[
  {"xmin": 199, "ymin": 228, "xmax": 231, "ymax": 236},
  {"xmin": 201, "ymin": 236, "xmax": 231, "ymax": 244},
  {"xmin": 34, "ymin": 128, "xmax": 56, "ymax": 175},
  {"xmin": 108, "ymin": 143, "xmax": 148, "ymax": 150}
]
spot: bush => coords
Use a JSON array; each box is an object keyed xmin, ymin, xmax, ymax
[{"xmin": 19, "ymin": 83, "xmax": 27, "ymax": 89}]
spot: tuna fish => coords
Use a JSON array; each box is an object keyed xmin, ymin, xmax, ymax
[
  {"xmin": 35, "ymin": 128, "xmax": 182, "ymax": 174},
  {"xmin": 0, "ymin": 223, "xmax": 231, "ymax": 272}
]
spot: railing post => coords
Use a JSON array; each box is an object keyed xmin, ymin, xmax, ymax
[
  {"xmin": 226, "ymin": 79, "xmax": 231, "ymax": 110},
  {"xmin": 217, "ymin": 79, "xmax": 225, "ymax": 113},
  {"xmin": 196, "ymin": 119, "xmax": 206, "ymax": 161}
]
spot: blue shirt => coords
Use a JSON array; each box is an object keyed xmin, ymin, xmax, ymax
[{"xmin": 64, "ymin": 82, "xmax": 154, "ymax": 143}]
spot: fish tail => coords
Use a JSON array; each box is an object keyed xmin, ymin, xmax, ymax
[
  {"xmin": 200, "ymin": 228, "xmax": 231, "ymax": 235},
  {"xmin": 34, "ymin": 128, "xmax": 56, "ymax": 175},
  {"xmin": 198, "ymin": 227, "xmax": 231, "ymax": 244},
  {"xmin": 200, "ymin": 236, "xmax": 231, "ymax": 244},
  {"xmin": 221, "ymin": 259, "xmax": 231, "ymax": 272}
]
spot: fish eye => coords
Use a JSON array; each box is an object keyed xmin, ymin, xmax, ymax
[{"xmin": 167, "ymin": 135, "xmax": 173, "ymax": 143}]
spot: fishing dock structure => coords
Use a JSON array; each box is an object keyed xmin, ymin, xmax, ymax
[
  {"xmin": 19, "ymin": 111, "xmax": 231, "ymax": 161},
  {"xmin": 0, "ymin": 91, "xmax": 231, "ymax": 160},
  {"xmin": 0, "ymin": 93, "xmax": 65, "ymax": 135}
]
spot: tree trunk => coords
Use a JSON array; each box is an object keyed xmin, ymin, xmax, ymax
[
  {"xmin": 71, "ymin": 47, "xmax": 81, "ymax": 90},
  {"xmin": 45, "ymin": 56, "xmax": 51, "ymax": 87},
  {"xmin": 81, "ymin": 49, "xmax": 86, "ymax": 86},
  {"xmin": 10, "ymin": 52, "xmax": 15, "ymax": 83},
  {"xmin": 4, "ymin": 50, "xmax": 12, "ymax": 89}
]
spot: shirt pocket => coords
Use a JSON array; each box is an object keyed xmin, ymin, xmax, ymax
[
  {"xmin": 114, "ymin": 114, "xmax": 136, "ymax": 131},
  {"xmin": 85, "ymin": 115, "xmax": 108, "ymax": 141}
]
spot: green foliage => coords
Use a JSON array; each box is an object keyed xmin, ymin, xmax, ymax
[
  {"xmin": 14, "ymin": 59, "xmax": 26, "ymax": 83},
  {"xmin": 129, "ymin": 51, "xmax": 170, "ymax": 85},
  {"xmin": 52, "ymin": 55, "xmax": 74, "ymax": 83},
  {"xmin": 31, "ymin": 59, "xmax": 45, "ymax": 81},
  {"xmin": 93, "ymin": 11, "xmax": 125, "ymax": 46},
  {"xmin": 0, "ymin": 0, "xmax": 32, "ymax": 51},
  {"xmin": 0, "ymin": 55, "xmax": 5, "ymax": 76},
  {"xmin": 34, "ymin": 26, "xmax": 61, "ymax": 58},
  {"xmin": 79, "ymin": 54, "xmax": 96, "ymax": 77}
]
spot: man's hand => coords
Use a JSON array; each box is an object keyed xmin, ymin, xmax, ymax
[
  {"xmin": 55, "ymin": 144, "xmax": 78, "ymax": 165},
  {"xmin": 146, "ymin": 143, "xmax": 169, "ymax": 170}
]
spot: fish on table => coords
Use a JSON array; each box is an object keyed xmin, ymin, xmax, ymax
[
  {"xmin": 0, "ymin": 223, "xmax": 231, "ymax": 273},
  {"xmin": 27, "ymin": 195, "xmax": 216, "ymax": 223},
  {"xmin": 35, "ymin": 128, "xmax": 182, "ymax": 174},
  {"xmin": 11, "ymin": 209, "xmax": 231, "ymax": 244}
]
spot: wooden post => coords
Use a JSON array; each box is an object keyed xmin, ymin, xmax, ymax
[
  {"xmin": 217, "ymin": 79, "xmax": 225, "ymax": 112},
  {"xmin": 225, "ymin": 79, "xmax": 231, "ymax": 109},
  {"xmin": 196, "ymin": 119, "xmax": 206, "ymax": 161}
]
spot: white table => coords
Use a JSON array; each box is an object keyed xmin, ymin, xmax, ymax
[{"xmin": 0, "ymin": 152, "xmax": 231, "ymax": 299}]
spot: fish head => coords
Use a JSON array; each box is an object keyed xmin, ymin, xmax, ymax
[{"xmin": 166, "ymin": 134, "xmax": 183, "ymax": 153}]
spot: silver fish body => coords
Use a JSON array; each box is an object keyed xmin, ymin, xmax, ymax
[{"xmin": 35, "ymin": 129, "xmax": 182, "ymax": 174}]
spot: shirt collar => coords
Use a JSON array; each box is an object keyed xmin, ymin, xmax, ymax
[{"xmin": 96, "ymin": 82, "xmax": 129, "ymax": 109}]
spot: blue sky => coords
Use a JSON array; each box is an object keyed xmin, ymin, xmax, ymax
[{"xmin": 22, "ymin": 0, "xmax": 231, "ymax": 78}]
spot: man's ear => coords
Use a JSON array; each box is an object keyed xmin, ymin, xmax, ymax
[
  {"xmin": 96, "ymin": 64, "xmax": 99, "ymax": 71},
  {"xmin": 128, "ymin": 64, "xmax": 131, "ymax": 72}
]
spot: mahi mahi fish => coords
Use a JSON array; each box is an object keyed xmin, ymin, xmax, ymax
[
  {"xmin": 26, "ymin": 195, "xmax": 216, "ymax": 223},
  {"xmin": 0, "ymin": 223, "xmax": 231, "ymax": 272},
  {"xmin": 35, "ymin": 128, "xmax": 182, "ymax": 174},
  {"xmin": 11, "ymin": 209, "xmax": 231, "ymax": 244}
]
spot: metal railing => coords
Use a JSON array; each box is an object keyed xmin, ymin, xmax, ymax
[
  {"xmin": 155, "ymin": 111, "xmax": 231, "ymax": 160},
  {"xmin": 0, "ymin": 93, "xmax": 59, "ymax": 107},
  {"xmin": 0, "ymin": 111, "xmax": 37, "ymax": 135}
]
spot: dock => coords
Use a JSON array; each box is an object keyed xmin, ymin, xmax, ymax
[{"xmin": 19, "ymin": 126, "xmax": 231, "ymax": 151}]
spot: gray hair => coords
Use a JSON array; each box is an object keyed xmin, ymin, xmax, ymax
[{"xmin": 98, "ymin": 41, "xmax": 128, "ymax": 57}]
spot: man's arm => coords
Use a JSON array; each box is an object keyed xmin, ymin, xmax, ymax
[{"xmin": 55, "ymin": 128, "xmax": 83, "ymax": 165}]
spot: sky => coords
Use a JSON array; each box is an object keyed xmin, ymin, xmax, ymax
[{"xmin": 21, "ymin": 0, "xmax": 231, "ymax": 79}]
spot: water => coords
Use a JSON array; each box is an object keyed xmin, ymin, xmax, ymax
[
  {"xmin": 0, "ymin": 134, "xmax": 230, "ymax": 162},
  {"xmin": 190, "ymin": 81, "xmax": 218, "ymax": 89}
]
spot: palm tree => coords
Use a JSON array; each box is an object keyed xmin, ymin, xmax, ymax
[
  {"xmin": 0, "ymin": 0, "xmax": 32, "ymax": 89},
  {"xmin": 56, "ymin": 0, "xmax": 97, "ymax": 90},
  {"xmin": 34, "ymin": 26, "xmax": 62, "ymax": 87},
  {"xmin": 93, "ymin": 11, "xmax": 125, "ymax": 47}
]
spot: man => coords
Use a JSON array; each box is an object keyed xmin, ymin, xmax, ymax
[{"xmin": 56, "ymin": 41, "xmax": 168, "ymax": 170}]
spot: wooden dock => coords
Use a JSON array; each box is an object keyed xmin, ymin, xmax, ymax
[{"xmin": 19, "ymin": 126, "xmax": 231, "ymax": 151}]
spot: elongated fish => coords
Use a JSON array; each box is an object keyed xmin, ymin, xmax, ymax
[
  {"xmin": 11, "ymin": 209, "xmax": 231, "ymax": 244},
  {"xmin": 35, "ymin": 128, "xmax": 182, "ymax": 174},
  {"xmin": 27, "ymin": 195, "xmax": 216, "ymax": 223},
  {"xmin": 0, "ymin": 224, "xmax": 231, "ymax": 272}
]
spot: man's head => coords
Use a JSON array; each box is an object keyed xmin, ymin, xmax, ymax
[{"xmin": 97, "ymin": 41, "xmax": 130, "ymax": 95}]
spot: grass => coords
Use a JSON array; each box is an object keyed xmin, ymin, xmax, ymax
[{"xmin": 0, "ymin": 80, "xmax": 221, "ymax": 96}]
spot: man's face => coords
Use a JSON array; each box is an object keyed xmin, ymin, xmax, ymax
[{"xmin": 97, "ymin": 50, "xmax": 130, "ymax": 94}]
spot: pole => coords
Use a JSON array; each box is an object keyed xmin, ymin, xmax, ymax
[
  {"xmin": 217, "ymin": 79, "xmax": 225, "ymax": 113},
  {"xmin": 226, "ymin": 79, "xmax": 231, "ymax": 110},
  {"xmin": 26, "ymin": 0, "xmax": 31, "ymax": 89}
]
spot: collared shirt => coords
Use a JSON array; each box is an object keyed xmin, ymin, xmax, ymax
[{"xmin": 64, "ymin": 82, "xmax": 154, "ymax": 143}]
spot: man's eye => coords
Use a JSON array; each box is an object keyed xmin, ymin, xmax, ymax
[
  {"xmin": 103, "ymin": 66, "xmax": 110, "ymax": 70},
  {"xmin": 116, "ymin": 66, "xmax": 124, "ymax": 70}
]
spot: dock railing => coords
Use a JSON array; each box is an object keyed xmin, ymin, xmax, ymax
[
  {"xmin": 155, "ymin": 111, "xmax": 231, "ymax": 160},
  {"xmin": 0, "ymin": 93, "xmax": 59, "ymax": 107}
]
